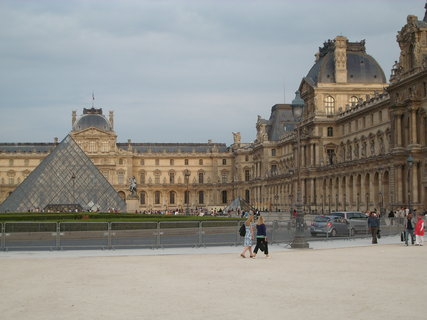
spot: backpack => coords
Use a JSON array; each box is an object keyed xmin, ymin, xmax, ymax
[{"xmin": 239, "ymin": 224, "xmax": 246, "ymax": 237}]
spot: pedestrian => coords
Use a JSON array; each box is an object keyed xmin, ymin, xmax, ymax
[
  {"xmin": 240, "ymin": 215, "xmax": 255, "ymax": 258},
  {"xmin": 253, "ymin": 216, "xmax": 269, "ymax": 258},
  {"xmin": 403, "ymin": 212, "xmax": 416, "ymax": 246},
  {"xmin": 367, "ymin": 211, "xmax": 380, "ymax": 244},
  {"xmin": 415, "ymin": 214, "xmax": 425, "ymax": 246}
]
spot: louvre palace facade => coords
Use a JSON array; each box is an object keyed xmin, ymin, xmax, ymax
[{"xmin": 0, "ymin": 9, "xmax": 426, "ymax": 213}]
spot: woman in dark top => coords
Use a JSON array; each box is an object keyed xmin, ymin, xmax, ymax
[{"xmin": 253, "ymin": 216, "xmax": 269, "ymax": 258}]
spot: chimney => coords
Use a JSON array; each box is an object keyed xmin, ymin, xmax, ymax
[{"xmin": 334, "ymin": 36, "xmax": 348, "ymax": 83}]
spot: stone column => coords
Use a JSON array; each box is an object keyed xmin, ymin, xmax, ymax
[{"xmin": 396, "ymin": 114, "xmax": 402, "ymax": 147}]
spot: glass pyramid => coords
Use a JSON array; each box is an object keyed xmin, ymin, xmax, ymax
[{"xmin": 0, "ymin": 135, "xmax": 126, "ymax": 213}]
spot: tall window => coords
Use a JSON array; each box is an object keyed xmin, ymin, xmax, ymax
[
  {"xmin": 140, "ymin": 159, "xmax": 145, "ymax": 165},
  {"xmin": 101, "ymin": 142, "xmax": 109, "ymax": 152},
  {"xmin": 221, "ymin": 190, "xmax": 227, "ymax": 204},
  {"xmin": 198, "ymin": 172, "xmax": 204, "ymax": 184},
  {"xmin": 154, "ymin": 172, "xmax": 160, "ymax": 184},
  {"xmin": 140, "ymin": 192, "xmax": 146, "ymax": 205},
  {"xmin": 155, "ymin": 159, "xmax": 160, "ymax": 166},
  {"xmin": 245, "ymin": 189, "xmax": 250, "ymax": 203},
  {"xmin": 185, "ymin": 159, "xmax": 189, "ymax": 165},
  {"xmin": 327, "ymin": 127, "xmax": 333, "ymax": 137},
  {"xmin": 271, "ymin": 164, "xmax": 277, "ymax": 175},
  {"xmin": 198, "ymin": 191, "xmax": 204, "ymax": 204},
  {"xmin": 170, "ymin": 159, "xmax": 174, "ymax": 166},
  {"xmin": 327, "ymin": 149, "xmax": 335, "ymax": 165},
  {"xmin": 9, "ymin": 159, "xmax": 14, "ymax": 166},
  {"xmin": 117, "ymin": 171, "xmax": 124, "ymax": 185},
  {"xmin": 140, "ymin": 172, "xmax": 145, "ymax": 184},
  {"xmin": 222, "ymin": 173, "xmax": 228, "ymax": 183},
  {"xmin": 222, "ymin": 159, "xmax": 227, "ymax": 165},
  {"xmin": 245, "ymin": 169, "xmax": 250, "ymax": 182},
  {"xmin": 169, "ymin": 172, "xmax": 175, "ymax": 184},
  {"xmin": 88, "ymin": 141, "xmax": 97, "ymax": 152},
  {"xmin": 199, "ymin": 159, "xmax": 203, "ymax": 165},
  {"xmin": 169, "ymin": 191, "xmax": 175, "ymax": 204},
  {"xmin": 324, "ymin": 96, "xmax": 335, "ymax": 115},
  {"xmin": 271, "ymin": 149, "xmax": 276, "ymax": 156},
  {"xmin": 245, "ymin": 155, "xmax": 249, "ymax": 161},
  {"xmin": 154, "ymin": 191, "xmax": 161, "ymax": 204}
]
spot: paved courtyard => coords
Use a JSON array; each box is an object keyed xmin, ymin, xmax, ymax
[{"xmin": 0, "ymin": 237, "xmax": 425, "ymax": 320}]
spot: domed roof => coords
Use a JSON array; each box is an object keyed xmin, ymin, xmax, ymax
[
  {"xmin": 72, "ymin": 108, "xmax": 113, "ymax": 132},
  {"xmin": 305, "ymin": 39, "xmax": 386, "ymax": 85}
]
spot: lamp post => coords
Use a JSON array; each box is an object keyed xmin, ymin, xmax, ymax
[
  {"xmin": 344, "ymin": 193, "xmax": 347, "ymax": 211},
  {"xmin": 378, "ymin": 191, "xmax": 384, "ymax": 216},
  {"xmin": 290, "ymin": 91, "xmax": 309, "ymax": 248},
  {"xmin": 357, "ymin": 192, "xmax": 360, "ymax": 212},
  {"xmin": 321, "ymin": 194, "xmax": 324, "ymax": 215},
  {"xmin": 274, "ymin": 194, "xmax": 279, "ymax": 212},
  {"xmin": 407, "ymin": 154, "xmax": 413, "ymax": 214},
  {"xmin": 335, "ymin": 193, "xmax": 338, "ymax": 211},
  {"xmin": 184, "ymin": 170, "xmax": 191, "ymax": 215},
  {"xmin": 366, "ymin": 192, "xmax": 369, "ymax": 212},
  {"xmin": 328, "ymin": 194, "xmax": 331, "ymax": 214}
]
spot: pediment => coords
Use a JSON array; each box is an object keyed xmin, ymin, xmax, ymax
[{"xmin": 72, "ymin": 127, "xmax": 116, "ymax": 138}]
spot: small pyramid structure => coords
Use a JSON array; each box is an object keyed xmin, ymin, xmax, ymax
[
  {"xmin": 223, "ymin": 196, "xmax": 254, "ymax": 213},
  {"xmin": 0, "ymin": 135, "xmax": 126, "ymax": 213}
]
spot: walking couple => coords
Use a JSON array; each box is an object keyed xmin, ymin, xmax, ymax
[{"xmin": 240, "ymin": 215, "xmax": 270, "ymax": 258}]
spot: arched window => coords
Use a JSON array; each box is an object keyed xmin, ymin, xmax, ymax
[
  {"xmin": 349, "ymin": 96, "xmax": 358, "ymax": 106},
  {"xmin": 324, "ymin": 96, "xmax": 335, "ymax": 115},
  {"xmin": 140, "ymin": 191, "xmax": 146, "ymax": 205},
  {"xmin": 198, "ymin": 191, "xmax": 204, "ymax": 204},
  {"xmin": 221, "ymin": 190, "xmax": 227, "ymax": 204},
  {"xmin": 154, "ymin": 191, "xmax": 161, "ymax": 204},
  {"xmin": 169, "ymin": 191, "xmax": 176, "ymax": 204}
]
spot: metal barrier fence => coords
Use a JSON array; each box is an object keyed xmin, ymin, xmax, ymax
[{"xmin": 0, "ymin": 218, "xmax": 404, "ymax": 251}]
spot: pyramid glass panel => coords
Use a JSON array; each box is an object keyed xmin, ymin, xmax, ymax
[{"xmin": 0, "ymin": 135, "xmax": 126, "ymax": 213}]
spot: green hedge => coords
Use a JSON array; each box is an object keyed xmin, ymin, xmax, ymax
[{"xmin": 0, "ymin": 212, "xmax": 242, "ymax": 223}]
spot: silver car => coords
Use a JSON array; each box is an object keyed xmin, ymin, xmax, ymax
[
  {"xmin": 330, "ymin": 211, "xmax": 368, "ymax": 235},
  {"xmin": 310, "ymin": 215, "xmax": 349, "ymax": 237}
]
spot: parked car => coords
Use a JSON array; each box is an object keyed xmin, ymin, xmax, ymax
[
  {"xmin": 330, "ymin": 211, "xmax": 368, "ymax": 235},
  {"xmin": 310, "ymin": 215, "xmax": 349, "ymax": 237}
]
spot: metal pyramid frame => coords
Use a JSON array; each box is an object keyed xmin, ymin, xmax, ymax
[{"xmin": 0, "ymin": 135, "xmax": 126, "ymax": 213}]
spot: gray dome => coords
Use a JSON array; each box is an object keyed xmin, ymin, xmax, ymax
[
  {"xmin": 306, "ymin": 41, "xmax": 386, "ymax": 85},
  {"xmin": 73, "ymin": 114, "xmax": 113, "ymax": 132}
]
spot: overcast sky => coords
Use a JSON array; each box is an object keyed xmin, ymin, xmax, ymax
[{"xmin": 0, "ymin": 0, "xmax": 423, "ymax": 145}]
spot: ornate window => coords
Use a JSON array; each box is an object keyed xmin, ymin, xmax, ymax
[
  {"xmin": 169, "ymin": 172, "xmax": 175, "ymax": 184},
  {"xmin": 324, "ymin": 96, "xmax": 335, "ymax": 115},
  {"xmin": 140, "ymin": 191, "xmax": 146, "ymax": 205},
  {"xmin": 221, "ymin": 190, "xmax": 227, "ymax": 204},
  {"xmin": 245, "ymin": 169, "xmax": 250, "ymax": 182},
  {"xmin": 139, "ymin": 172, "xmax": 145, "ymax": 184},
  {"xmin": 169, "ymin": 191, "xmax": 176, "ymax": 204},
  {"xmin": 154, "ymin": 170, "xmax": 161, "ymax": 184},
  {"xmin": 349, "ymin": 96, "xmax": 358, "ymax": 106},
  {"xmin": 327, "ymin": 127, "xmax": 333, "ymax": 137},
  {"xmin": 198, "ymin": 172, "xmax": 204, "ymax": 184},
  {"xmin": 117, "ymin": 171, "xmax": 125, "ymax": 185},
  {"xmin": 154, "ymin": 191, "xmax": 161, "ymax": 204},
  {"xmin": 198, "ymin": 191, "xmax": 204, "ymax": 204}
]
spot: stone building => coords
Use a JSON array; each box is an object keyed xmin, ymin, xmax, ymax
[{"xmin": 0, "ymin": 7, "xmax": 426, "ymax": 213}]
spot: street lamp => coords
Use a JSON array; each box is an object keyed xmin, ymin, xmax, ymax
[
  {"xmin": 184, "ymin": 170, "xmax": 191, "ymax": 215},
  {"xmin": 335, "ymin": 193, "xmax": 338, "ymax": 211},
  {"xmin": 357, "ymin": 192, "xmax": 360, "ymax": 212},
  {"xmin": 407, "ymin": 154, "xmax": 413, "ymax": 214},
  {"xmin": 366, "ymin": 192, "xmax": 369, "ymax": 212},
  {"xmin": 321, "ymin": 194, "xmax": 324, "ymax": 215},
  {"xmin": 378, "ymin": 191, "xmax": 384, "ymax": 216},
  {"xmin": 290, "ymin": 91, "xmax": 309, "ymax": 248},
  {"xmin": 71, "ymin": 173, "xmax": 76, "ymax": 204},
  {"xmin": 344, "ymin": 193, "xmax": 347, "ymax": 211},
  {"xmin": 328, "ymin": 194, "xmax": 331, "ymax": 214},
  {"xmin": 274, "ymin": 194, "xmax": 279, "ymax": 212}
]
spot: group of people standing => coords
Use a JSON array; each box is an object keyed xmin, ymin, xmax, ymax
[
  {"xmin": 240, "ymin": 215, "xmax": 270, "ymax": 259},
  {"xmin": 403, "ymin": 212, "xmax": 425, "ymax": 246}
]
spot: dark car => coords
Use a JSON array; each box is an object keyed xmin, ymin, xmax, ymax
[
  {"xmin": 330, "ymin": 211, "xmax": 368, "ymax": 235},
  {"xmin": 310, "ymin": 215, "xmax": 349, "ymax": 237}
]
